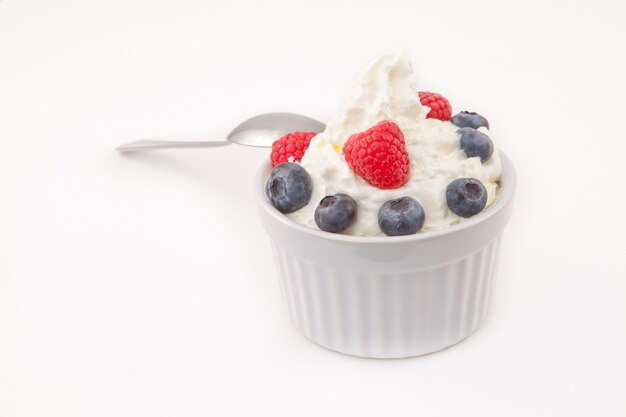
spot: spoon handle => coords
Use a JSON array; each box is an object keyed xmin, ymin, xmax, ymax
[{"xmin": 116, "ymin": 140, "xmax": 230, "ymax": 152}]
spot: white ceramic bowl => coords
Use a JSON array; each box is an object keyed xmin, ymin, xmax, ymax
[{"xmin": 255, "ymin": 152, "xmax": 516, "ymax": 358}]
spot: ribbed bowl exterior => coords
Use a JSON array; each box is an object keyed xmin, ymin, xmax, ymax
[
  {"xmin": 271, "ymin": 236, "xmax": 502, "ymax": 358},
  {"xmin": 256, "ymin": 153, "xmax": 516, "ymax": 358}
]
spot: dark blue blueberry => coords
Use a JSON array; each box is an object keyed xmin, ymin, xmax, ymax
[
  {"xmin": 378, "ymin": 197, "xmax": 425, "ymax": 236},
  {"xmin": 265, "ymin": 162, "xmax": 313, "ymax": 213},
  {"xmin": 446, "ymin": 178, "xmax": 488, "ymax": 218},
  {"xmin": 458, "ymin": 127, "xmax": 494, "ymax": 162},
  {"xmin": 314, "ymin": 193, "xmax": 357, "ymax": 233},
  {"xmin": 451, "ymin": 111, "xmax": 490, "ymax": 130}
]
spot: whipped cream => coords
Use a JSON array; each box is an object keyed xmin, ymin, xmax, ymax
[{"xmin": 288, "ymin": 53, "xmax": 503, "ymax": 236}]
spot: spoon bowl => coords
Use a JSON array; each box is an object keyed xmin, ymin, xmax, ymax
[{"xmin": 116, "ymin": 112, "xmax": 326, "ymax": 152}]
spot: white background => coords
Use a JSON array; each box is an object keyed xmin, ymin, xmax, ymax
[{"xmin": 1, "ymin": 0, "xmax": 625, "ymax": 416}]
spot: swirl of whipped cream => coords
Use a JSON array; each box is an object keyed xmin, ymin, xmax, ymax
[{"xmin": 288, "ymin": 53, "xmax": 502, "ymax": 237}]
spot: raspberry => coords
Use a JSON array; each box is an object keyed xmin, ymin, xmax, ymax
[
  {"xmin": 342, "ymin": 120, "xmax": 410, "ymax": 189},
  {"xmin": 418, "ymin": 91, "xmax": 452, "ymax": 121},
  {"xmin": 270, "ymin": 131, "xmax": 317, "ymax": 167}
]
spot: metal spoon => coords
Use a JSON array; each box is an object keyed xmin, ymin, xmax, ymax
[{"xmin": 116, "ymin": 112, "xmax": 326, "ymax": 152}]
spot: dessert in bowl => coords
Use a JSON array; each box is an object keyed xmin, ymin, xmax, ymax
[{"xmin": 255, "ymin": 53, "xmax": 516, "ymax": 358}]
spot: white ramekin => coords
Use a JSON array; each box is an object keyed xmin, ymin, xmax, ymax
[{"xmin": 255, "ymin": 152, "xmax": 516, "ymax": 358}]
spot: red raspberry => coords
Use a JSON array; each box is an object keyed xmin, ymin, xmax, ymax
[
  {"xmin": 342, "ymin": 120, "xmax": 410, "ymax": 190},
  {"xmin": 418, "ymin": 91, "xmax": 452, "ymax": 121},
  {"xmin": 270, "ymin": 131, "xmax": 317, "ymax": 167}
]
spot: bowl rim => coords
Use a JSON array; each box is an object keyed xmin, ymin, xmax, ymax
[{"xmin": 255, "ymin": 151, "xmax": 516, "ymax": 244}]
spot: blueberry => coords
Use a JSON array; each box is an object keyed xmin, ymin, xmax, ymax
[
  {"xmin": 458, "ymin": 127, "xmax": 494, "ymax": 162},
  {"xmin": 378, "ymin": 197, "xmax": 425, "ymax": 236},
  {"xmin": 265, "ymin": 162, "xmax": 313, "ymax": 213},
  {"xmin": 451, "ymin": 111, "xmax": 490, "ymax": 130},
  {"xmin": 446, "ymin": 178, "xmax": 488, "ymax": 218},
  {"xmin": 314, "ymin": 193, "xmax": 357, "ymax": 233}
]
